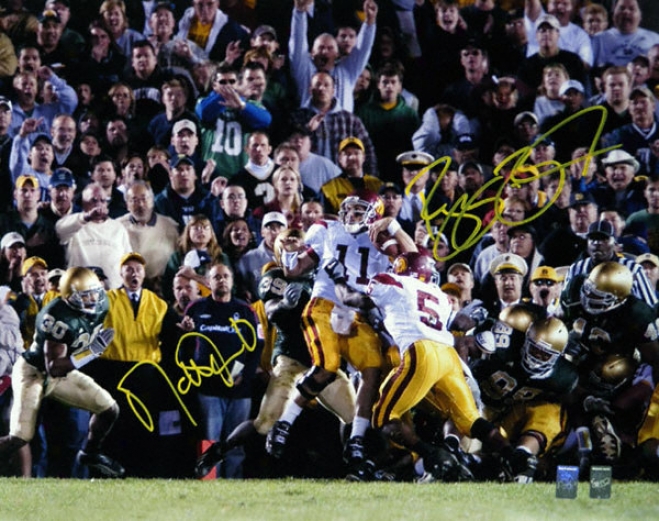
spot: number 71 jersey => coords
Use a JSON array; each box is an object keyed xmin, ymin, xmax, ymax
[{"xmin": 367, "ymin": 273, "xmax": 455, "ymax": 352}]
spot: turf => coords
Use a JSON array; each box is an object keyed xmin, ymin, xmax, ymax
[{"xmin": 1, "ymin": 479, "xmax": 658, "ymax": 521}]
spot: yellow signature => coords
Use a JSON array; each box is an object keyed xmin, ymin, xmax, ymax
[
  {"xmin": 409, "ymin": 106, "xmax": 619, "ymax": 261},
  {"xmin": 116, "ymin": 317, "xmax": 258, "ymax": 431}
]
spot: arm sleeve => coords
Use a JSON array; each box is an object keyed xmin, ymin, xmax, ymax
[
  {"xmin": 240, "ymin": 101, "xmax": 272, "ymax": 129},
  {"xmin": 412, "ymin": 107, "xmax": 441, "ymax": 155},
  {"xmin": 196, "ymin": 91, "xmax": 226, "ymax": 124},
  {"xmin": 339, "ymin": 21, "xmax": 376, "ymax": 81},
  {"xmin": 55, "ymin": 212, "xmax": 86, "ymax": 245},
  {"xmin": 288, "ymin": 8, "xmax": 314, "ymax": 105},
  {"xmin": 50, "ymin": 73, "xmax": 78, "ymax": 115},
  {"xmin": 9, "ymin": 135, "xmax": 30, "ymax": 184}
]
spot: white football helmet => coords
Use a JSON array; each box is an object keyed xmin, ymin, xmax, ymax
[{"xmin": 338, "ymin": 189, "xmax": 384, "ymax": 235}]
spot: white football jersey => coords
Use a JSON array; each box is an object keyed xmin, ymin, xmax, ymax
[
  {"xmin": 306, "ymin": 220, "xmax": 392, "ymax": 303},
  {"xmin": 367, "ymin": 273, "xmax": 455, "ymax": 352}
]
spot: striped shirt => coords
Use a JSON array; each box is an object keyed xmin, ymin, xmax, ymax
[{"xmin": 563, "ymin": 255, "xmax": 658, "ymax": 308}]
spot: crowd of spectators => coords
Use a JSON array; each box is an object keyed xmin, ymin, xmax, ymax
[{"xmin": 2, "ymin": 0, "xmax": 659, "ymax": 481}]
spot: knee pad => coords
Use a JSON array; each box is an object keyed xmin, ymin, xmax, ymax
[{"xmin": 296, "ymin": 367, "xmax": 335, "ymax": 401}]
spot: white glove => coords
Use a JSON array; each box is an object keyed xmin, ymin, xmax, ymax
[
  {"xmin": 280, "ymin": 283, "xmax": 303, "ymax": 309},
  {"xmin": 281, "ymin": 251, "xmax": 299, "ymax": 271},
  {"xmin": 89, "ymin": 328, "xmax": 115, "ymax": 356},
  {"xmin": 475, "ymin": 331, "xmax": 496, "ymax": 355}
]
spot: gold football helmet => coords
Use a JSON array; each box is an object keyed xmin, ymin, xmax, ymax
[
  {"xmin": 499, "ymin": 304, "xmax": 540, "ymax": 333},
  {"xmin": 580, "ymin": 262, "xmax": 632, "ymax": 315},
  {"xmin": 521, "ymin": 317, "xmax": 569, "ymax": 376},
  {"xmin": 59, "ymin": 267, "xmax": 105, "ymax": 315},
  {"xmin": 589, "ymin": 353, "xmax": 638, "ymax": 394}
]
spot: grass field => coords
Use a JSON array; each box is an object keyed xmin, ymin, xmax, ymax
[{"xmin": 1, "ymin": 479, "xmax": 658, "ymax": 521}]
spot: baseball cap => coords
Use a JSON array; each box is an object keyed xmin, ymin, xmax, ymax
[
  {"xmin": 15, "ymin": 174, "xmax": 39, "ymax": 189},
  {"xmin": 536, "ymin": 13, "xmax": 560, "ymax": 31},
  {"xmin": 170, "ymin": 154, "xmax": 195, "ymax": 168},
  {"xmin": 253, "ymin": 25, "xmax": 278, "ymax": 40},
  {"xmin": 338, "ymin": 136, "xmax": 365, "ymax": 153},
  {"xmin": 447, "ymin": 263, "xmax": 473, "ymax": 276},
  {"xmin": 49, "ymin": 168, "xmax": 75, "ymax": 188},
  {"xmin": 120, "ymin": 252, "xmax": 146, "ymax": 266},
  {"xmin": 630, "ymin": 85, "xmax": 655, "ymax": 100},
  {"xmin": 46, "ymin": 268, "xmax": 65, "ymax": 281},
  {"xmin": 30, "ymin": 133, "xmax": 52, "ymax": 147},
  {"xmin": 0, "ymin": 96, "xmax": 12, "ymax": 111},
  {"xmin": 507, "ymin": 8, "xmax": 525, "ymax": 23},
  {"xmin": 586, "ymin": 220, "xmax": 614, "ymax": 239},
  {"xmin": 462, "ymin": 37, "xmax": 484, "ymax": 51},
  {"xmin": 559, "ymin": 79, "xmax": 585, "ymax": 96},
  {"xmin": 530, "ymin": 266, "xmax": 560, "ymax": 283},
  {"xmin": 1, "ymin": 232, "xmax": 25, "ymax": 250},
  {"xmin": 637, "ymin": 253, "xmax": 659, "ymax": 267},
  {"xmin": 21, "ymin": 256, "xmax": 48, "ymax": 277},
  {"xmin": 490, "ymin": 253, "xmax": 528, "ymax": 277},
  {"xmin": 379, "ymin": 182, "xmax": 403, "ymax": 196},
  {"xmin": 38, "ymin": 9, "xmax": 61, "ymax": 24},
  {"xmin": 458, "ymin": 161, "xmax": 484, "ymax": 176},
  {"xmin": 396, "ymin": 151, "xmax": 434, "ymax": 168},
  {"xmin": 151, "ymin": 1, "xmax": 174, "ymax": 14},
  {"xmin": 601, "ymin": 149, "xmax": 640, "ymax": 173},
  {"xmin": 456, "ymin": 133, "xmax": 477, "ymax": 151},
  {"xmin": 440, "ymin": 282, "xmax": 462, "ymax": 298},
  {"xmin": 289, "ymin": 125, "xmax": 313, "ymax": 137},
  {"xmin": 507, "ymin": 223, "xmax": 537, "ymax": 240},
  {"xmin": 262, "ymin": 211, "xmax": 288, "ymax": 228},
  {"xmin": 568, "ymin": 191, "xmax": 596, "ymax": 208},
  {"xmin": 88, "ymin": 266, "xmax": 108, "ymax": 281},
  {"xmin": 514, "ymin": 111, "xmax": 539, "ymax": 127},
  {"xmin": 172, "ymin": 119, "xmax": 197, "ymax": 135}
]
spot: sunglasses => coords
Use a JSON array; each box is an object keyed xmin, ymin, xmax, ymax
[
  {"xmin": 216, "ymin": 78, "xmax": 237, "ymax": 85},
  {"xmin": 532, "ymin": 280, "xmax": 556, "ymax": 287}
]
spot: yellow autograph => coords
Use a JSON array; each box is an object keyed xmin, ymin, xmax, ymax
[
  {"xmin": 116, "ymin": 317, "xmax": 258, "ymax": 432},
  {"xmin": 408, "ymin": 106, "xmax": 619, "ymax": 261}
]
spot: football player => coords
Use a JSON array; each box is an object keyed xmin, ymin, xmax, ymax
[
  {"xmin": 472, "ymin": 317, "xmax": 579, "ymax": 483},
  {"xmin": 195, "ymin": 229, "xmax": 356, "ymax": 477},
  {"xmin": 0, "ymin": 267, "xmax": 124, "ymax": 478},
  {"xmin": 265, "ymin": 190, "xmax": 416, "ymax": 472},
  {"xmin": 338, "ymin": 250, "xmax": 513, "ymax": 482},
  {"xmin": 562, "ymin": 262, "xmax": 659, "ymax": 476}
]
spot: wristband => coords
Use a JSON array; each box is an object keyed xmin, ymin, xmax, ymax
[
  {"xmin": 387, "ymin": 220, "xmax": 402, "ymax": 236},
  {"xmin": 281, "ymin": 251, "xmax": 299, "ymax": 271},
  {"xmin": 70, "ymin": 348, "xmax": 98, "ymax": 369}
]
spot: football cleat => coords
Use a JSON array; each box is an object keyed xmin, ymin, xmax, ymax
[
  {"xmin": 265, "ymin": 420, "xmax": 291, "ymax": 459},
  {"xmin": 194, "ymin": 442, "xmax": 225, "ymax": 478},
  {"xmin": 77, "ymin": 450, "xmax": 125, "ymax": 478},
  {"xmin": 343, "ymin": 436, "xmax": 367, "ymax": 466},
  {"xmin": 500, "ymin": 448, "xmax": 538, "ymax": 484},
  {"xmin": 345, "ymin": 460, "xmax": 396, "ymax": 482},
  {"xmin": 417, "ymin": 444, "xmax": 461, "ymax": 483},
  {"xmin": 441, "ymin": 437, "xmax": 475, "ymax": 482},
  {"xmin": 591, "ymin": 415, "xmax": 622, "ymax": 462}
]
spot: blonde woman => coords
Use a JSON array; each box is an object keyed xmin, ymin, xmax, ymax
[
  {"xmin": 253, "ymin": 165, "xmax": 304, "ymax": 229},
  {"xmin": 162, "ymin": 214, "xmax": 229, "ymax": 302},
  {"xmin": 100, "ymin": 0, "xmax": 144, "ymax": 57}
]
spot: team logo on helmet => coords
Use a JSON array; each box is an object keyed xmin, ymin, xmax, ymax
[{"xmin": 59, "ymin": 267, "xmax": 106, "ymax": 315}]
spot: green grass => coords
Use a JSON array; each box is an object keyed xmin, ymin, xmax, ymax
[{"xmin": 1, "ymin": 479, "xmax": 658, "ymax": 521}]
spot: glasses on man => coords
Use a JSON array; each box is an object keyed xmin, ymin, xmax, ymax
[
  {"xmin": 216, "ymin": 78, "xmax": 237, "ymax": 85},
  {"xmin": 461, "ymin": 50, "xmax": 481, "ymax": 57},
  {"xmin": 532, "ymin": 279, "xmax": 555, "ymax": 287}
]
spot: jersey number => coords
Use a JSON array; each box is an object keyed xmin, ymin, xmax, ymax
[
  {"xmin": 417, "ymin": 290, "xmax": 443, "ymax": 332},
  {"xmin": 211, "ymin": 119, "xmax": 243, "ymax": 155},
  {"xmin": 335, "ymin": 245, "xmax": 370, "ymax": 285},
  {"xmin": 40, "ymin": 313, "xmax": 70, "ymax": 341}
]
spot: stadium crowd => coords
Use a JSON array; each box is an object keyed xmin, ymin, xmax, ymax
[{"xmin": 1, "ymin": 0, "xmax": 659, "ymax": 483}]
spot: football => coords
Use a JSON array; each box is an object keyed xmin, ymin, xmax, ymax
[{"xmin": 375, "ymin": 231, "xmax": 400, "ymax": 257}]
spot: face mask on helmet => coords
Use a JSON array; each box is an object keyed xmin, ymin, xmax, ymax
[
  {"xmin": 338, "ymin": 193, "xmax": 383, "ymax": 235},
  {"xmin": 587, "ymin": 353, "xmax": 638, "ymax": 395},
  {"xmin": 60, "ymin": 267, "xmax": 106, "ymax": 315},
  {"xmin": 521, "ymin": 318, "xmax": 568, "ymax": 377},
  {"xmin": 580, "ymin": 278, "xmax": 622, "ymax": 315},
  {"xmin": 580, "ymin": 261, "xmax": 632, "ymax": 315}
]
